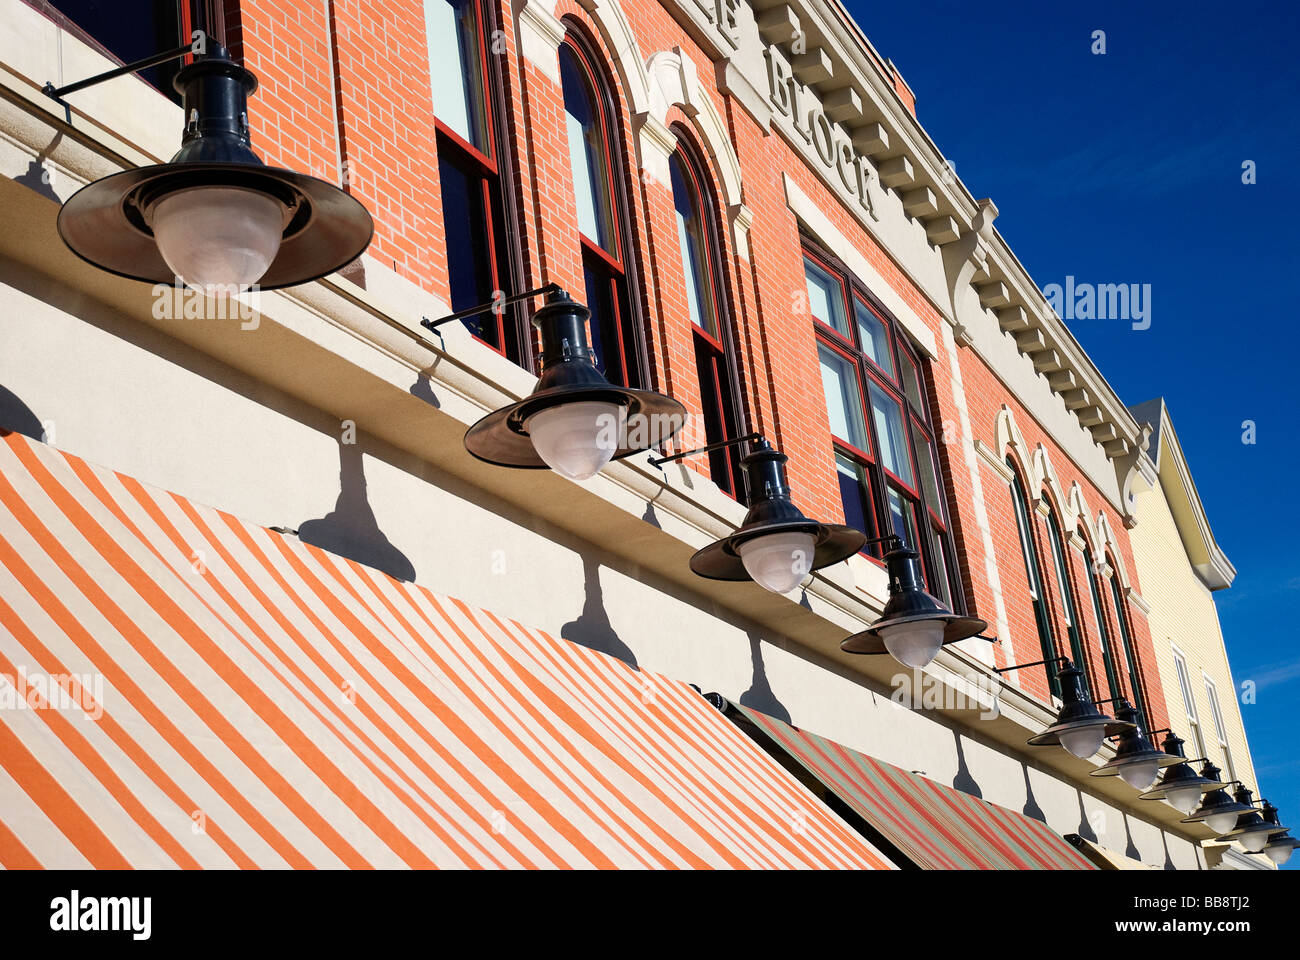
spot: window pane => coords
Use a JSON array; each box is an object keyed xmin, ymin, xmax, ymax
[
  {"xmin": 560, "ymin": 45, "xmax": 614, "ymax": 252},
  {"xmin": 868, "ymin": 381, "xmax": 913, "ymax": 486},
  {"xmin": 805, "ymin": 258, "xmax": 849, "ymax": 336},
  {"xmin": 1009, "ymin": 466, "xmax": 1041, "ymax": 598},
  {"xmin": 1174, "ymin": 653, "xmax": 1206, "ymax": 757},
  {"xmin": 928, "ymin": 522, "xmax": 952, "ymax": 604},
  {"xmin": 670, "ymin": 154, "xmax": 717, "ymax": 337},
  {"xmin": 1009, "ymin": 465, "xmax": 1061, "ymax": 694},
  {"xmin": 818, "ymin": 345, "xmax": 868, "ymax": 451},
  {"xmin": 900, "ymin": 353, "xmax": 924, "ymax": 411},
  {"xmin": 1205, "ymin": 680, "xmax": 1229, "ymax": 741},
  {"xmin": 836, "ymin": 455, "xmax": 874, "ymax": 539},
  {"xmin": 1083, "ymin": 548, "xmax": 1122, "ymax": 702},
  {"xmin": 695, "ymin": 342, "xmax": 739, "ymax": 495},
  {"xmin": 854, "ymin": 301, "xmax": 894, "ymax": 376},
  {"xmin": 583, "ymin": 259, "xmax": 621, "ymax": 383},
  {"xmin": 1044, "ymin": 509, "xmax": 1088, "ymax": 680},
  {"xmin": 426, "ymin": 0, "xmax": 489, "ymax": 151},
  {"xmin": 910, "ymin": 421, "xmax": 943, "ymax": 511},
  {"xmin": 438, "ymin": 151, "xmax": 500, "ymax": 348},
  {"xmin": 886, "ymin": 487, "xmax": 920, "ymax": 551},
  {"xmin": 47, "ymin": 0, "xmax": 183, "ymax": 101},
  {"xmin": 1109, "ymin": 572, "xmax": 1150, "ymax": 729}
]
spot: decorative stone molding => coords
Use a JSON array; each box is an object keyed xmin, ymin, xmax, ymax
[
  {"xmin": 1095, "ymin": 512, "xmax": 1130, "ymax": 588},
  {"xmin": 637, "ymin": 113, "xmax": 678, "ymax": 186},
  {"xmin": 1124, "ymin": 587, "xmax": 1151, "ymax": 617},
  {"xmin": 1067, "ymin": 481, "xmax": 1098, "ymax": 548},
  {"xmin": 993, "ymin": 405, "xmax": 1035, "ymax": 488},
  {"xmin": 974, "ymin": 439, "xmax": 1015, "ymax": 482},
  {"xmin": 715, "ymin": 58, "xmax": 772, "ymax": 131},
  {"xmin": 573, "ymin": 0, "xmax": 652, "ymax": 116},
  {"xmin": 940, "ymin": 198, "xmax": 997, "ymax": 348},
  {"xmin": 1032, "ymin": 443, "xmax": 1068, "ymax": 521},
  {"xmin": 516, "ymin": 0, "xmax": 568, "ymax": 82},
  {"xmin": 641, "ymin": 48, "xmax": 744, "ymax": 212},
  {"xmin": 730, "ymin": 202, "xmax": 754, "ymax": 260}
]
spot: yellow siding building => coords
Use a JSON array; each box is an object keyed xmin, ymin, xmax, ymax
[{"xmin": 1128, "ymin": 399, "xmax": 1261, "ymax": 866}]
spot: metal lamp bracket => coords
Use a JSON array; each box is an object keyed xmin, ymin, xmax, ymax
[{"xmin": 43, "ymin": 30, "xmax": 209, "ymax": 107}]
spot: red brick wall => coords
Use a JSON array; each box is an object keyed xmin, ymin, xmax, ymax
[{"xmin": 230, "ymin": 0, "xmax": 1168, "ymax": 728}]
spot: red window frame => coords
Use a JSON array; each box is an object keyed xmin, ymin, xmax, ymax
[
  {"xmin": 430, "ymin": 0, "xmax": 527, "ymax": 364},
  {"xmin": 1106, "ymin": 554, "xmax": 1153, "ymax": 733},
  {"xmin": 669, "ymin": 134, "xmax": 744, "ymax": 498},
  {"xmin": 559, "ymin": 30, "xmax": 648, "ymax": 390},
  {"xmin": 805, "ymin": 241, "xmax": 961, "ymax": 607}
]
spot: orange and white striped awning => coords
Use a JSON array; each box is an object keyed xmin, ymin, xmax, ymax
[{"xmin": 0, "ymin": 431, "xmax": 887, "ymax": 869}]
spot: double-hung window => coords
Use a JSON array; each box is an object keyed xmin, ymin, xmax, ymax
[
  {"xmin": 559, "ymin": 34, "xmax": 645, "ymax": 389},
  {"xmin": 426, "ymin": 0, "xmax": 525, "ymax": 361},
  {"xmin": 808, "ymin": 244, "xmax": 958, "ymax": 606},
  {"xmin": 1042, "ymin": 506, "xmax": 1091, "ymax": 692},
  {"xmin": 1108, "ymin": 564, "xmax": 1151, "ymax": 732},
  {"xmin": 1172, "ymin": 648, "xmax": 1206, "ymax": 759},
  {"xmin": 1082, "ymin": 543, "xmax": 1124, "ymax": 705},
  {"xmin": 1203, "ymin": 676, "xmax": 1236, "ymax": 780},
  {"xmin": 1008, "ymin": 463, "xmax": 1061, "ymax": 695},
  {"xmin": 668, "ymin": 139, "xmax": 743, "ymax": 496}
]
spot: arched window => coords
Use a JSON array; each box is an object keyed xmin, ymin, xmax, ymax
[
  {"xmin": 558, "ymin": 33, "xmax": 645, "ymax": 389},
  {"xmin": 668, "ymin": 136, "xmax": 743, "ymax": 496},
  {"xmin": 426, "ymin": 0, "xmax": 526, "ymax": 361},
  {"xmin": 1082, "ymin": 540, "xmax": 1124, "ymax": 704},
  {"xmin": 810, "ymin": 240, "xmax": 959, "ymax": 605},
  {"xmin": 1007, "ymin": 460, "xmax": 1060, "ymax": 694},
  {"xmin": 1042, "ymin": 501, "xmax": 1092, "ymax": 692},
  {"xmin": 1107, "ymin": 558, "xmax": 1151, "ymax": 732}
]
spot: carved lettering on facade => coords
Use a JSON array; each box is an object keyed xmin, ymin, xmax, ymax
[{"xmin": 765, "ymin": 42, "xmax": 876, "ymax": 221}]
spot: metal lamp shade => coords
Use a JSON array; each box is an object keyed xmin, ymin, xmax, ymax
[
  {"xmin": 1215, "ymin": 814, "xmax": 1285, "ymax": 847},
  {"xmin": 1263, "ymin": 832, "xmax": 1300, "ymax": 859},
  {"xmin": 1182, "ymin": 788, "xmax": 1253, "ymax": 826},
  {"xmin": 689, "ymin": 441, "xmax": 864, "ymax": 581},
  {"xmin": 57, "ymin": 48, "xmax": 372, "ymax": 290},
  {"xmin": 1090, "ymin": 702, "xmax": 1182, "ymax": 780},
  {"xmin": 1140, "ymin": 736, "xmax": 1220, "ymax": 800},
  {"xmin": 464, "ymin": 292, "xmax": 686, "ymax": 468},
  {"xmin": 840, "ymin": 542, "xmax": 986, "ymax": 654},
  {"xmin": 1026, "ymin": 662, "xmax": 1134, "ymax": 748},
  {"xmin": 1217, "ymin": 793, "xmax": 1289, "ymax": 843},
  {"xmin": 1261, "ymin": 800, "xmax": 1290, "ymax": 834}
]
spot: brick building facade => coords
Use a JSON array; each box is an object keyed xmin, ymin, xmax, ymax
[{"xmin": 0, "ymin": 0, "xmax": 1264, "ymax": 868}]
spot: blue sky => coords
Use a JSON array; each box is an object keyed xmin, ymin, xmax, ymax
[{"xmin": 841, "ymin": 0, "xmax": 1300, "ymax": 861}]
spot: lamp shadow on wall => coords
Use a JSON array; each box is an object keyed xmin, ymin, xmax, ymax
[
  {"xmin": 1075, "ymin": 792, "xmax": 1099, "ymax": 842},
  {"xmin": 951, "ymin": 732, "xmax": 983, "ymax": 799},
  {"xmin": 297, "ymin": 440, "xmax": 416, "ymax": 583},
  {"xmin": 13, "ymin": 134, "xmax": 62, "ymax": 203},
  {"xmin": 1158, "ymin": 829, "xmax": 1176, "ymax": 870},
  {"xmin": 561, "ymin": 556, "xmax": 639, "ymax": 670},
  {"xmin": 737, "ymin": 633, "xmax": 791, "ymax": 724},
  {"xmin": 0, "ymin": 385, "xmax": 44, "ymax": 440},
  {"xmin": 1120, "ymin": 813, "xmax": 1142, "ymax": 863},
  {"xmin": 409, "ymin": 371, "xmax": 440, "ymax": 409},
  {"xmin": 1022, "ymin": 766, "xmax": 1048, "ymax": 823}
]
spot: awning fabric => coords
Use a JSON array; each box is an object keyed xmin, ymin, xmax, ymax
[
  {"xmin": 736, "ymin": 705, "xmax": 1095, "ymax": 870},
  {"xmin": 1066, "ymin": 835, "xmax": 1153, "ymax": 870},
  {"xmin": 0, "ymin": 431, "xmax": 889, "ymax": 869}
]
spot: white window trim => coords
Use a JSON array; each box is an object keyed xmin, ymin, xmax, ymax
[
  {"xmin": 1171, "ymin": 645, "xmax": 1205, "ymax": 758},
  {"xmin": 1202, "ymin": 673, "xmax": 1235, "ymax": 779}
]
